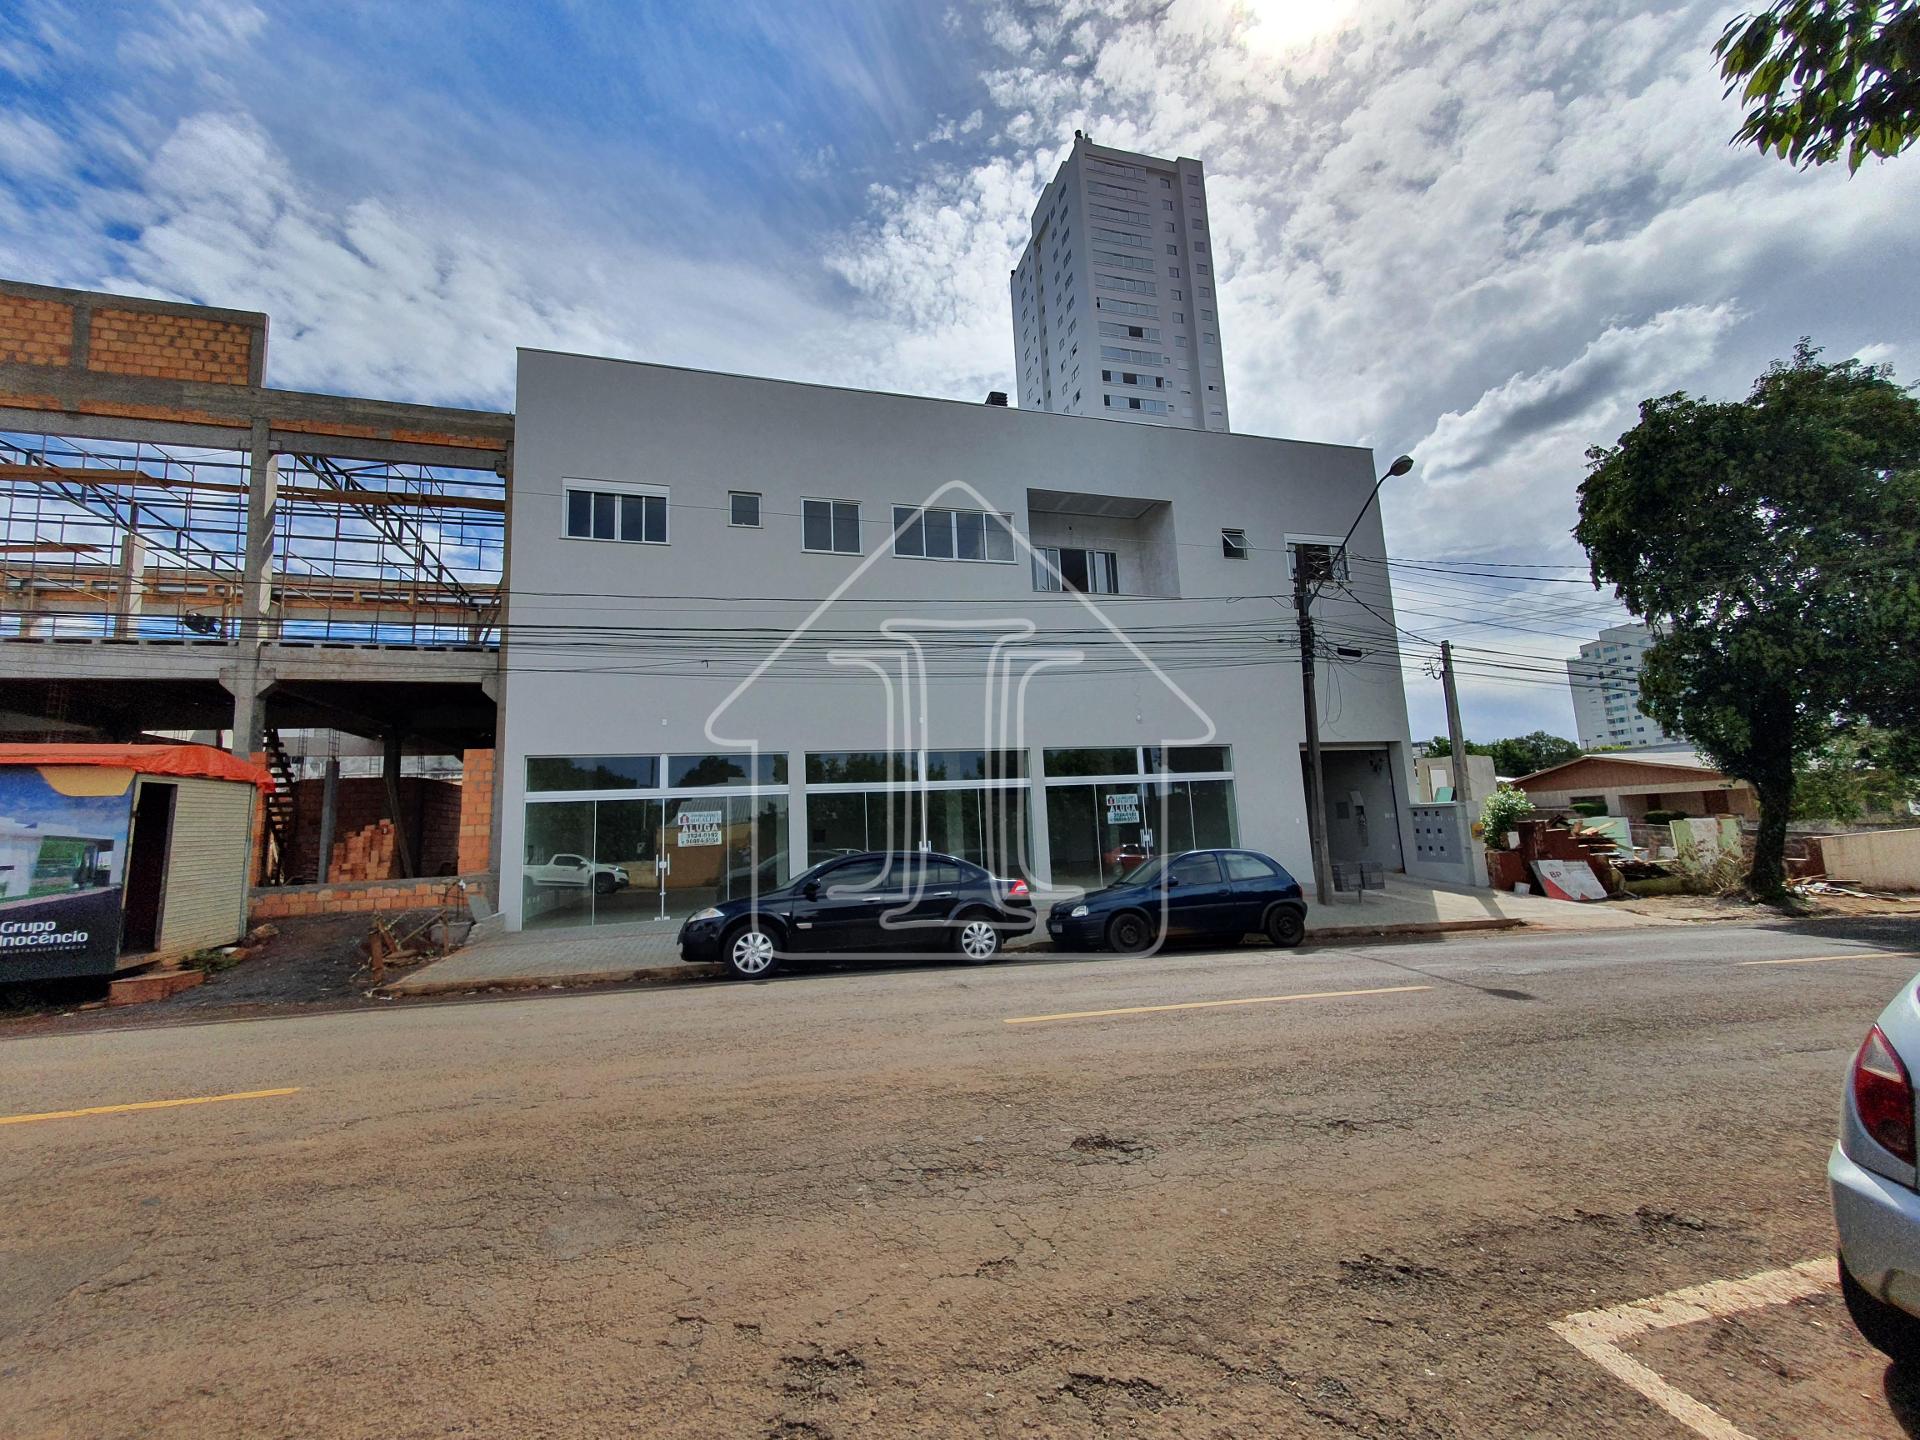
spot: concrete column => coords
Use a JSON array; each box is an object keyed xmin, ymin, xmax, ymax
[
  {"xmin": 113, "ymin": 527, "xmax": 148, "ymax": 638},
  {"xmin": 227, "ymin": 419, "xmax": 278, "ymax": 754},
  {"xmin": 315, "ymin": 757, "xmax": 340, "ymax": 884},
  {"xmin": 382, "ymin": 730, "xmax": 416, "ymax": 878}
]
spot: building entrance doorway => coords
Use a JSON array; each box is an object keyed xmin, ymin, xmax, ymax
[
  {"xmin": 121, "ymin": 781, "xmax": 175, "ymax": 953},
  {"xmin": 1306, "ymin": 748, "xmax": 1404, "ymax": 872}
]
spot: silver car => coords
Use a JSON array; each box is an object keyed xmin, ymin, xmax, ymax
[{"xmin": 1831, "ymin": 973, "xmax": 1920, "ymax": 1363}]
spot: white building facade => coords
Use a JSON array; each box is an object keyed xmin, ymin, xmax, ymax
[
  {"xmin": 1010, "ymin": 133, "xmax": 1229, "ymax": 432},
  {"xmin": 1566, "ymin": 623, "xmax": 1682, "ymax": 750},
  {"xmin": 495, "ymin": 350, "xmax": 1424, "ymax": 934}
]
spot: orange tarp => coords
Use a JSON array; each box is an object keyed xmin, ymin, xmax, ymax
[{"xmin": 0, "ymin": 744, "xmax": 275, "ymax": 793}]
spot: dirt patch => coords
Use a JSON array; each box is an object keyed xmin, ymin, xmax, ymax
[
  {"xmin": 1058, "ymin": 1371, "xmax": 1175, "ymax": 1414},
  {"xmin": 0, "ymin": 910, "xmax": 466, "ymax": 1033},
  {"xmin": 1338, "ymin": 1254, "xmax": 1448, "ymax": 1290},
  {"xmin": 1068, "ymin": 1132, "xmax": 1150, "ymax": 1161}
]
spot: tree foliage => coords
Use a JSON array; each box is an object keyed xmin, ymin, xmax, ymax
[
  {"xmin": 1423, "ymin": 731, "xmax": 1584, "ymax": 776},
  {"xmin": 1575, "ymin": 342, "xmax": 1920, "ymax": 899},
  {"xmin": 1716, "ymin": 0, "xmax": 1920, "ymax": 171},
  {"xmin": 1793, "ymin": 725, "xmax": 1920, "ymax": 821}
]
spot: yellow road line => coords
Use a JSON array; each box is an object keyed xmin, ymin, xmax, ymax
[
  {"xmin": 1004, "ymin": 984, "xmax": 1430, "ymax": 1025},
  {"xmin": 0, "ymin": 1087, "xmax": 300, "ymax": 1127},
  {"xmin": 1737, "ymin": 951, "xmax": 1920, "ymax": 967}
]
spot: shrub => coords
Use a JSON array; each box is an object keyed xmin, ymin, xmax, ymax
[
  {"xmin": 1643, "ymin": 808, "xmax": 1691, "ymax": 824},
  {"xmin": 1569, "ymin": 800, "xmax": 1609, "ymax": 818},
  {"xmin": 1480, "ymin": 787, "xmax": 1534, "ymax": 848}
]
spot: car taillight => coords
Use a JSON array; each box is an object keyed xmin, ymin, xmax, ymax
[
  {"xmin": 1854, "ymin": 1024, "xmax": 1917, "ymax": 1166},
  {"xmin": 1004, "ymin": 879, "xmax": 1029, "ymax": 899}
]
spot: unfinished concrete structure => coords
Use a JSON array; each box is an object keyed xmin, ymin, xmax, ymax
[{"xmin": 0, "ymin": 279, "xmax": 512, "ymax": 884}]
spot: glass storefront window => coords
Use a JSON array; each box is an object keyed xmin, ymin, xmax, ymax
[
  {"xmin": 522, "ymin": 800, "xmax": 596, "ymax": 929},
  {"xmin": 924, "ymin": 750, "xmax": 1027, "ymax": 781},
  {"xmin": 806, "ymin": 788, "xmax": 916, "ymax": 864},
  {"xmin": 1043, "ymin": 747, "xmax": 1138, "ymax": 777},
  {"xmin": 1145, "ymin": 745, "xmax": 1232, "ymax": 774},
  {"xmin": 806, "ymin": 751, "xmax": 915, "ymax": 784},
  {"xmin": 524, "ymin": 792, "xmax": 791, "ymax": 930},
  {"xmin": 666, "ymin": 752, "xmax": 788, "ymax": 788},
  {"xmin": 1043, "ymin": 777, "xmax": 1238, "ymax": 893},
  {"xmin": 526, "ymin": 755, "xmax": 660, "ymax": 792}
]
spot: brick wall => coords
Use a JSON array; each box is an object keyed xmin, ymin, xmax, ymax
[
  {"xmin": 0, "ymin": 294, "xmax": 73, "ymax": 366},
  {"xmin": 288, "ymin": 776, "xmax": 463, "ymax": 882},
  {"xmin": 0, "ymin": 281, "xmax": 265, "ymax": 388},
  {"xmin": 248, "ymin": 874, "xmax": 492, "ymax": 923},
  {"xmin": 87, "ymin": 307, "xmax": 253, "ymax": 384},
  {"xmin": 458, "ymin": 748, "xmax": 495, "ymax": 875}
]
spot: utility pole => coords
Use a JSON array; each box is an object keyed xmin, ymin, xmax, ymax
[
  {"xmin": 1440, "ymin": 640, "xmax": 1472, "ymax": 808},
  {"xmin": 1292, "ymin": 454, "xmax": 1413, "ymax": 910},
  {"xmin": 1296, "ymin": 556, "xmax": 1335, "ymax": 906}
]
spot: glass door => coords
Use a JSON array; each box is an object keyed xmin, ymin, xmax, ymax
[
  {"xmin": 659, "ymin": 792, "xmax": 791, "ymax": 918},
  {"xmin": 591, "ymin": 797, "xmax": 664, "ymax": 926}
]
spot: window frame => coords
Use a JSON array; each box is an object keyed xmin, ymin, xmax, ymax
[
  {"xmin": 802, "ymin": 497, "xmax": 863, "ymax": 556},
  {"xmin": 1221, "ymin": 528, "xmax": 1249, "ymax": 560},
  {"xmin": 727, "ymin": 491, "xmax": 762, "ymax": 528},
  {"xmin": 892, "ymin": 504, "xmax": 1016, "ymax": 564},
  {"xmin": 562, "ymin": 479, "xmax": 669, "ymax": 546}
]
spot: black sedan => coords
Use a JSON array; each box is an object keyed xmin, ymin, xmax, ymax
[
  {"xmin": 678, "ymin": 851, "xmax": 1036, "ymax": 979},
  {"xmin": 1046, "ymin": 848, "xmax": 1307, "ymax": 952}
]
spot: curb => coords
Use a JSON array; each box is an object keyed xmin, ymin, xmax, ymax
[
  {"xmin": 1304, "ymin": 917, "xmax": 1526, "ymax": 942},
  {"xmin": 379, "ymin": 962, "xmax": 723, "ymax": 998},
  {"xmin": 381, "ymin": 917, "xmax": 1530, "ymax": 997}
]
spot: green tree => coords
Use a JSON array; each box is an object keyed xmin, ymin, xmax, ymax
[
  {"xmin": 1486, "ymin": 731, "xmax": 1584, "ymax": 777},
  {"xmin": 1794, "ymin": 726, "xmax": 1920, "ymax": 821},
  {"xmin": 1423, "ymin": 733, "xmax": 1581, "ymax": 775},
  {"xmin": 1715, "ymin": 0, "xmax": 1920, "ymax": 171},
  {"xmin": 1575, "ymin": 342, "xmax": 1920, "ymax": 900}
]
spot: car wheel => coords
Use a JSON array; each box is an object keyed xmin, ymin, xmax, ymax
[
  {"xmin": 955, "ymin": 915, "xmax": 1002, "ymax": 964},
  {"xmin": 1107, "ymin": 911, "xmax": 1153, "ymax": 953},
  {"xmin": 1841, "ymin": 1259, "xmax": 1920, "ymax": 1366},
  {"xmin": 592, "ymin": 872, "xmax": 615, "ymax": 895},
  {"xmin": 1265, "ymin": 905, "xmax": 1306, "ymax": 949},
  {"xmin": 722, "ymin": 921, "xmax": 780, "ymax": 980}
]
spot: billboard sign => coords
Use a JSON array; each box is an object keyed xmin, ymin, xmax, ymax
[{"xmin": 0, "ymin": 764, "xmax": 135, "ymax": 982}]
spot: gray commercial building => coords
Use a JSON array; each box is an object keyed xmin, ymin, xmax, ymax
[
  {"xmin": 1011, "ymin": 133, "xmax": 1229, "ymax": 431},
  {"xmin": 496, "ymin": 350, "xmax": 1421, "ymax": 934}
]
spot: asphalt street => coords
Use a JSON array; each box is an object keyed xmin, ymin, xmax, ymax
[{"xmin": 6, "ymin": 917, "xmax": 1920, "ymax": 1438}]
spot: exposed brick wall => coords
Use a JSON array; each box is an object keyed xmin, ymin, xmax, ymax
[
  {"xmin": 0, "ymin": 294, "xmax": 73, "ymax": 366},
  {"xmin": 287, "ymin": 776, "xmax": 463, "ymax": 882},
  {"xmin": 87, "ymin": 307, "xmax": 253, "ymax": 384},
  {"xmin": 248, "ymin": 874, "xmax": 491, "ymax": 922},
  {"xmin": 458, "ymin": 748, "xmax": 495, "ymax": 875}
]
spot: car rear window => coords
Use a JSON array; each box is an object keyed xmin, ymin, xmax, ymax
[{"xmin": 1224, "ymin": 853, "xmax": 1280, "ymax": 882}]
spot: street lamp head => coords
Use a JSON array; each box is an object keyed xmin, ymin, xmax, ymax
[{"xmin": 1386, "ymin": 454, "xmax": 1414, "ymax": 478}]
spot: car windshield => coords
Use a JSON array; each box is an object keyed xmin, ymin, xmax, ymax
[{"xmin": 1116, "ymin": 855, "xmax": 1170, "ymax": 887}]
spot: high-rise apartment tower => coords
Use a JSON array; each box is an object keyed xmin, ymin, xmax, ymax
[{"xmin": 1010, "ymin": 133, "xmax": 1229, "ymax": 431}]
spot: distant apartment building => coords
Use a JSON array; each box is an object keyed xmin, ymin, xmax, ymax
[
  {"xmin": 1009, "ymin": 132, "xmax": 1229, "ymax": 431},
  {"xmin": 1566, "ymin": 623, "xmax": 1682, "ymax": 750}
]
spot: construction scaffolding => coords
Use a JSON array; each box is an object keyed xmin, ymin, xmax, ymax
[{"xmin": 0, "ymin": 432, "xmax": 504, "ymax": 646}]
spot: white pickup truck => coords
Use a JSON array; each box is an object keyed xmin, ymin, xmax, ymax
[{"xmin": 525, "ymin": 853, "xmax": 630, "ymax": 894}]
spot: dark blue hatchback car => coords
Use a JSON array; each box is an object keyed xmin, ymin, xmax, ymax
[{"xmin": 1046, "ymin": 848, "xmax": 1306, "ymax": 952}]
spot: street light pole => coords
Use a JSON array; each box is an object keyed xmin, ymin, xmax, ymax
[{"xmin": 1296, "ymin": 454, "xmax": 1413, "ymax": 908}]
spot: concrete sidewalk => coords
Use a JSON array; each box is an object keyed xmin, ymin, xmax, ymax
[{"xmin": 380, "ymin": 874, "xmax": 1671, "ymax": 997}]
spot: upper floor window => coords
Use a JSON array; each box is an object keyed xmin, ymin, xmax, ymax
[
  {"xmin": 1034, "ymin": 546, "xmax": 1119, "ymax": 594},
  {"xmin": 728, "ymin": 491, "xmax": 761, "ymax": 527},
  {"xmin": 892, "ymin": 505, "xmax": 1016, "ymax": 563},
  {"xmin": 565, "ymin": 482, "xmax": 666, "ymax": 544},
  {"xmin": 803, "ymin": 498, "xmax": 861, "ymax": 555},
  {"xmin": 1222, "ymin": 528, "xmax": 1249, "ymax": 559}
]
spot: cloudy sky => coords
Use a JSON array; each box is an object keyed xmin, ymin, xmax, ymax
[{"xmin": 2, "ymin": 0, "xmax": 1914, "ymax": 741}]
